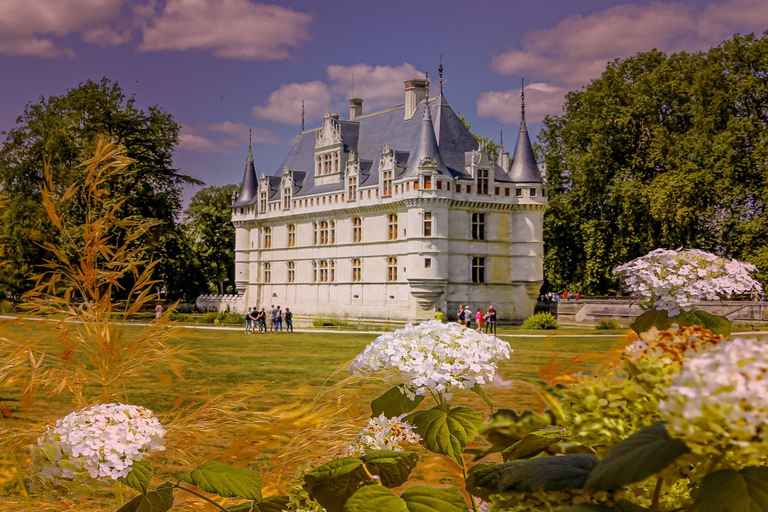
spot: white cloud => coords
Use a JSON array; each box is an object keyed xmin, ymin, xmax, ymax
[
  {"xmin": 177, "ymin": 132, "xmax": 230, "ymax": 154},
  {"xmin": 477, "ymin": 83, "xmax": 568, "ymax": 124},
  {"xmin": 178, "ymin": 122, "xmax": 287, "ymax": 154},
  {"xmin": 481, "ymin": 0, "xmax": 768, "ymax": 123},
  {"xmin": 138, "ymin": 0, "xmax": 312, "ymax": 60},
  {"xmin": 0, "ymin": 0, "xmax": 128, "ymax": 57},
  {"xmin": 252, "ymin": 63, "xmax": 426, "ymax": 125}
]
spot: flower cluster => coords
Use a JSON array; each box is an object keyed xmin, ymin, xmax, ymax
[
  {"xmin": 612, "ymin": 248, "xmax": 761, "ymax": 315},
  {"xmin": 349, "ymin": 321, "xmax": 512, "ymax": 398},
  {"xmin": 660, "ymin": 338, "xmax": 768, "ymax": 466},
  {"xmin": 338, "ymin": 414, "xmax": 421, "ymax": 457},
  {"xmin": 30, "ymin": 403, "xmax": 165, "ymax": 496}
]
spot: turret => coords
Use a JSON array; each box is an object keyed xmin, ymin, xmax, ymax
[
  {"xmin": 508, "ymin": 81, "xmax": 543, "ymax": 184},
  {"xmin": 233, "ymin": 128, "xmax": 259, "ymax": 206}
]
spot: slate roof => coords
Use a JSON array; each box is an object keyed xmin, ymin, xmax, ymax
[
  {"xmin": 232, "ymin": 146, "xmax": 258, "ymax": 207},
  {"xmin": 508, "ymin": 110, "xmax": 543, "ymax": 184}
]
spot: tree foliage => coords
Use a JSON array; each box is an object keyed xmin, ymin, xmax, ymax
[
  {"xmin": 539, "ymin": 33, "xmax": 768, "ymax": 294},
  {"xmin": 0, "ymin": 78, "xmax": 201, "ymax": 298}
]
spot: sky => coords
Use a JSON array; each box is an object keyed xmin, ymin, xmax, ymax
[{"xmin": 1, "ymin": 0, "xmax": 767, "ymax": 204}]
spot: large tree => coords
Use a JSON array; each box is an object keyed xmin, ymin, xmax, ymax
[
  {"xmin": 184, "ymin": 184, "xmax": 239, "ymax": 295},
  {"xmin": 0, "ymin": 78, "xmax": 201, "ymax": 297},
  {"xmin": 539, "ymin": 33, "xmax": 768, "ymax": 294}
]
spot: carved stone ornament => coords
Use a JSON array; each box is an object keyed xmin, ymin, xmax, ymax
[
  {"xmin": 315, "ymin": 111, "xmax": 341, "ymax": 148},
  {"xmin": 472, "ymin": 151, "xmax": 481, "ymax": 165}
]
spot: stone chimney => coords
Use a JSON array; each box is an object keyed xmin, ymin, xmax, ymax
[
  {"xmin": 404, "ymin": 78, "xmax": 428, "ymax": 120},
  {"xmin": 349, "ymin": 98, "xmax": 363, "ymax": 119}
]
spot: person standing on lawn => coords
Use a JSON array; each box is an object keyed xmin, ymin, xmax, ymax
[
  {"xmin": 275, "ymin": 306, "xmax": 283, "ymax": 332},
  {"xmin": 258, "ymin": 308, "xmax": 267, "ymax": 333},
  {"xmin": 457, "ymin": 305, "xmax": 465, "ymax": 325},
  {"xmin": 486, "ymin": 306, "xmax": 497, "ymax": 335},
  {"xmin": 284, "ymin": 308, "xmax": 293, "ymax": 333},
  {"xmin": 475, "ymin": 307, "xmax": 484, "ymax": 333},
  {"xmin": 155, "ymin": 302, "xmax": 163, "ymax": 320},
  {"xmin": 464, "ymin": 306, "xmax": 473, "ymax": 329},
  {"xmin": 246, "ymin": 307, "xmax": 253, "ymax": 333},
  {"xmin": 434, "ymin": 308, "xmax": 446, "ymax": 322},
  {"xmin": 269, "ymin": 305, "xmax": 277, "ymax": 332}
]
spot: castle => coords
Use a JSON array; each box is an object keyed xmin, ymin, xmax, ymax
[{"xmin": 230, "ymin": 77, "xmax": 546, "ymax": 322}]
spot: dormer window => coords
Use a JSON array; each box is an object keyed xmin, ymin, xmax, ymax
[
  {"xmin": 259, "ymin": 191, "xmax": 267, "ymax": 214},
  {"xmin": 382, "ymin": 169, "xmax": 393, "ymax": 196},
  {"xmin": 423, "ymin": 175, "xmax": 432, "ymax": 190},
  {"xmin": 347, "ymin": 175, "xmax": 357, "ymax": 201},
  {"xmin": 477, "ymin": 169, "xmax": 489, "ymax": 195},
  {"xmin": 282, "ymin": 186, "xmax": 291, "ymax": 209}
]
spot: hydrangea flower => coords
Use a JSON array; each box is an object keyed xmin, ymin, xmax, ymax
[
  {"xmin": 612, "ymin": 248, "xmax": 761, "ymax": 315},
  {"xmin": 338, "ymin": 414, "xmax": 421, "ymax": 457},
  {"xmin": 660, "ymin": 338, "xmax": 768, "ymax": 466},
  {"xmin": 349, "ymin": 320, "xmax": 511, "ymax": 399},
  {"xmin": 30, "ymin": 403, "xmax": 165, "ymax": 496}
]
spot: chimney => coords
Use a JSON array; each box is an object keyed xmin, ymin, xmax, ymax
[
  {"xmin": 349, "ymin": 98, "xmax": 363, "ymax": 119},
  {"xmin": 404, "ymin": 78, "xmax": 428, "ymax": 120}
]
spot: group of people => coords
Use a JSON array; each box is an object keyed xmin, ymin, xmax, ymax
[
  {"xmin": 541, "ymin": 291, "xmax": 580, "ymax": 302},
  {"xmin": 245, "ymin": 305, "xmax": 293, "ymax": 334},
  {"xmin": 435, "ymin": 305, "xmax": 497, "ymax": 334}
]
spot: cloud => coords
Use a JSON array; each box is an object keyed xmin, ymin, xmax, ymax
[
  {"xmin": 477, "ymin": 83, "xmax": 568, "ymax": 124},
  {"xmin": 252, "ymin": 63, "xmax": 425, "ymax": 125},
  {"xmin": 481, "ymin": 0, "xmax": 768, "ymax": 122},
  {"xmin": 178, "ymin": 122, "xmax": 287, "ymax": 154},
  {"xmin": 0, "ymin": 0, "xmax": 128, "ymax": 57},
  {"xmin": 138, "ymin": 0, "xmax": 312, "ymax": 60}
]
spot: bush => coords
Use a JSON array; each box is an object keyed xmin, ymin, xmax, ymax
[
  {"xmin": 221, "ymin": 313, "xmax": 244, "ymax": 325},
  {"xmin": 595, "ymin": 318, "xmax": 622, "ymax": 330},
  {"xmin": 312, "ymin": 315, "xmax": 349, "ymax": 327},
  {"xmin": 169, "ymin": 312, "xmax": 191, "ymax": 322},
  {"xmin": 0, "ymin": 300, "xmax": 14, "ymax": 314},
  {"xmin": 198, "ymin": 312, "xmax": 244, "ymax": 324},
  {"xmin": 522, "ymin": 312, "xmax": 559, "ymax": 330}
]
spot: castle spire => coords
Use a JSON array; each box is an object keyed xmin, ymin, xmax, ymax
[
  {"xmin": 508, "ymin": 77, "xmax": 541, "ymax": 183},
  {"xmin": 234, "ymin": 127, "xmax": 259, "ymax": 206},
  {"xmin": 301, "ymin": 100, "xmax": 305, "ymax": 132},
  {"xmin": 520, "ymin": 77, "xmax": 527, "ymax": 130},
  {"xmin": 247, "ymin": 125, "xmax": 253, "ymax": 162},
  {"xmin": 438, "ymin": 54, "xmax": 443, "ymax": 97}
]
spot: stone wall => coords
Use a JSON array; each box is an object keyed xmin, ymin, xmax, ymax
[{"xmin": 195, "ymin": 294, "xmax": 245, "ymax": 313}]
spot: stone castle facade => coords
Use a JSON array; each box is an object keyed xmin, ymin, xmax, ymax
[{"xmin": 231, "ymin": 78, "xmax": 546, "ymax": 322}]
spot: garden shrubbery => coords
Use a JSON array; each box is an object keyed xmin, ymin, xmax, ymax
[
  {"xmin": 595, "ymin": 318, "xmax": 622, "ymax": 330},
  {"xmin": 198, "ymin": 312, "xmax": 244, "ymax": 324},
  {"xmin": 522, "ymin": 311, "xmax": 559, "ymax": 330},
  {"xmin": 0, "ymin": 300, "xmax": 14, "ymax": 314}
]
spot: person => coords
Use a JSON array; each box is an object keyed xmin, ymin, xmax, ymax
[
  {"xmin": 486, "ymin": 306, "xmax": 497, "ymax": 335},
  {"xmin": 284, "ymin": 307, "xmax": 293, "ymax": 333},
  {"xmin": 464, "ymin": 306, "xmax": 473, "ymax": 329},
  {"xmin": 563, "ymin": 290, "xmax": 569, "ymax": 301},
  {"xmin": 155, "ymin": 302, "xmax": 163, "ymax": 320},
  {"xmin": 275, "ymin": 306, "xmax": 283, "ymax": 332},
  {"xmin": 435, "ymin": 308, "xmax": 446, "ymax": 322},
  {"xmin": 269, "ymin": 305, "xmax": 277, "ymax": 333},
  {"xmin": 575, "ymin": 292, "xmax": 580, "ymax": 301},
  {"xmin": 457, "ymin": 305, "xmax": 465, "ymax": 325},
  {"xmin": 475, "ymin": 307, "xmax": 483, "ymax": 333},
  {"xmin": 245, "ymin": 307, "xmax": 253, "ymax": 333},
  {"xmin": 258, "ymin": 308, "xmax": 267, "ymax": 333}
]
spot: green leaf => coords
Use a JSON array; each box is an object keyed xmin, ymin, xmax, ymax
[
  {"xmin": 117, "ymin": 483, "xmax": 174, "ymax": 512},
  {"xmin": 361, "ymin": 450, "xmax": 419, "ymax": 488},
  {"xmin": 343, "ymin": 485, "xmax": 468, "ymax": 512},
  {"xmin": 586, "ymin": 422, "xmax": 689, "ymax": 490},
  {"xmin": 303, "ymin": 457, "xmax": 367, "ymax": 512},
  {"xmin": 559, "ymin": 501, "xmax": 651, "ymax": 512},
  {"xmin": 182, "ymin": 461, "xmax": 262, "ymax": 501},
  {"xmin": 669, "ymin": 310, "xmax": 731, "ymax": 336},
  {"xmin": 502, "ymin": 428, "xmax": 571, "ymax": 461},
  {"xmin": 466, "ymin": 454, "xmax": 599, "ymax": 501},
  {"xmin": 696, "ymin": 466, "xmax": 768, "ymax": 512},
  {"xmin": 470, "ymin": 384, "xmax": 493, "ymax": 411},
  {"xmin": 404, "ymin": 406, "xmax": 484, "ymax": 466},
  {"xmin": 119, "ymin": 460, "xmax": 153, "ymax": 495},
  {"xmin": 228, "ymin": 496, "xmax": 290, "ymax": 512},
  {"xmin": 630, "ymin": 309, "xmax": 671, "ymax": 334},
  {"xmin": 371, "ymin": 385, "xmax": 424, "ymax": 418}
]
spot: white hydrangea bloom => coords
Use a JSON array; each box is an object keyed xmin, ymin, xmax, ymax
[
  {"xmin": 349, "ymin": 320, "xmax": 511, "ymax": 398},
  {"xmin": 660, "ymin": 338, "xmax": 768, "ymax": 466},
  {"xmin": 30, "ymin": 403, "xmax": 165, "ymax": 495},
  {"xmin": 339, "ymin": 414, "xmax": 421, "ymax": 457},
  {"xmin": 612, "ymin": 248, "xmax": 761, "ymax": 315}
]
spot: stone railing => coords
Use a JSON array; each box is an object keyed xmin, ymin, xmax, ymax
[{"xmin": 195, "ymin": 294, "xmax": 245, "ymax": 313}]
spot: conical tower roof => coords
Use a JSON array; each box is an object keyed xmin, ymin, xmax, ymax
[
  {"xmin": 233, "ymin": 129, "xmax": 258, "ymax": 206},
  {"xmin": 509, "ymin": 81, "xmax": 542, "ymax": 183},
  {"xmin": 407, "ymin": 99, "xmax": 448, "ymax": 176}
]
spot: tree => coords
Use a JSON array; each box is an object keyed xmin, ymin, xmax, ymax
[
  {"xmin": 539, "ymin": 33, "xmax": 768, "ymax": 294},
  {"xmin": 458, "ymin": 114, "xmax": 500, "ymax": 162},
  {"xmin": 0, "ymin": 78, "xmax": 201, "ymax": 297},
  {"xmin": 184, "ymin": 184, "xmax": 239, "ymax": 295}
]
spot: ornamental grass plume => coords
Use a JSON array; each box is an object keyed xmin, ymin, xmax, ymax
[
  {"xmin": 660, "ymin": 337, "xmax": 768, "ymax": 467},
  {"xmin": 612, "ymin": 248, "xmax": 762, "ymax": 315},
  {"xmin": 348, "ymin": 320, "xmax": 511, "ymax": 399}
]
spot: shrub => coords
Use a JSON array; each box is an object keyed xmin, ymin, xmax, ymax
[
  {"xmin": 522, "ymin": 312, "xmax": 559, "ymax": 330},
  {"xmin": 312, "ymin": 315, "xmax": 349, "ymax": 327},
  {"xmin": 169, "ymin": 312, "xmax": 190, "ymax": 322},
  {"xmin": 221, "ymin": 313, "xmax": 244, "ymax": 325},
  {"xmin": 595, "ymin": 318, "xmax": 622, "ymax": 330},
  {"xmin": 199, "ymin": 312, "xmax": 221, "ymax": 324},
  {"xmin": 0, "ymin": 300, "xmax": 14, "ymax": 314}
]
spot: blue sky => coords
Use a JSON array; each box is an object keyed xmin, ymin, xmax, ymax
[{"xmin": 1, "ymin": 0, "xmax": 766, "ymax": 203}]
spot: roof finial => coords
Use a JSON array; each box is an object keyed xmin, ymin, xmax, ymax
[
  {"xmin": 521, "ymin": 77, "xmax": 526, "ymax": 126},
  {"xmin": 500, "ymin": 124, "xmax": 504, "ymax": 148},
  {"xmin": 301, "ymin": 100, "xmax": 305, "ymax": 132},
  {"xmin": 352, "ymin": 71, "xmax": 355, "ymax": 97},
  {"xmin": 438, "ymin": 54, "xmax": 443, "ymax": 96},
  {"xmin": 425, "ymin": 71, "xmax": 430, "ymax": 101}
]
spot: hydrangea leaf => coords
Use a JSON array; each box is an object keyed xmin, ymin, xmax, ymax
[
  {"xmin": 370, "ymin": 385, "xmax": 424, "ymax": 418},
  {"xmin": 586, "ymin": 422, "xmax": 689, "ymax": 490},
  {"xmin": 117, "ymin": 483, "xmax": 174, "ymax": 512},
  {"xmin": 466, "ymin": 454, "xmax": 599, "ymax": 501},
  {"xmin": 344, "ymin": 484, "xmax": 468, "ymax": 512},
  {"xmin": 405, "ymin": 406, "xmax": 484, "ymax": 466},
  {"xmin": 669, "ymin": 310, "xmax": 731, "ymax": 336},
  {"xmin": 502, "ymin": 428, "xmax": 571, "ymax": 461},
  {"xmin": 182, "ymin": 461, "xmax": 262, "ymax": 501},
  {"xmin": 630, "ymin": 309, "xmax": 671, "ymax": 334},
  {"xmin": 361, "ymin": 450, "xmax": 419, "ymax": 488},
  {"xmin": 303, "ymin": 457, "xmax": 367, "ymax": 512},
  {"xmin": 227, "ymin": 496, "xmax": 290, "ymax": 512},
  {"xmin": 470, "ymin": 384, "xmax": 494, "ymax": 411},
  {"xmin": 696, "ymin": 467, "xmax": 768, "ymax": 512},
  {"xmin": 119, "ymin": 460, "xmax": 153, "ymax": 494}
]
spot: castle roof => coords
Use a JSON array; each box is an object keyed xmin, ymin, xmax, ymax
[
  {"xmin": 508, "ymin": 87, "xmax": 543, "ymax": 184},
  {"xmin": 233, "ymin": 144, "xmax": 258, "ymax": 207}
]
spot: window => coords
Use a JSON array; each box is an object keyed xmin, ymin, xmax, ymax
[
  {"xmin": 387, "ymin": 257, "xmax": 398, "ymax": 282},
  {"xmin": 319, "ymin": 260, "xmax": 328, "ymax": 282},
  {"xmin": 467, "ymin": 185, "xmax": 472, "ymax": 194},
  {"xmin": 382, "ymin": 169, "xmax": 393, "ymax": 196},
  {"xmin": 472, "ymin": 257, "xmax": 486, "ymax": 283},
  {"xmin": 424, "ymin": 175, "xmax": 432, "ymax": 189},
  {"xmin": 352, "ymin": 217, "xmax": 362, "ymax": 243},
  {"xmin": 437, "ymin": 180, "xmax": 442, "ymax": 190},
  {"xmin": 406, "ymin": 182, "xmax": 410, "ymax": 191},
  {"xmin": 263, "ymin": 227, "xmax": 272, "ymax": 248},
  {"xmin": 423, "ymin": 212, "xmax": 433, "ymax": 237},
  {"xmin": 312, "ymin": 261, "xmax": 317, "ymax": 282},
  {"xmin": 476, "ymin": 169, "xmax": 489, "ymax": 194},
  {"xmin": 319, "ymin": 221, "xmax": 329, "ymax": 245},
  {"xmin": 259, "ymin": 191, "xmax": 267, "ymax": 214},
  {"xmin": 330, "ymin": 260, "xmax": 335, "ymax": 282},
  {"xmin": 288, "ymin": 224, "xmax": 295, "ymax": 247},
  {"xmin": 287, "ymin": 261, "xmax": 295, "ymax": 283},
  {"xmin": 530, "ymin": 187, "xmax": 537, "ymax": 197},
  {"xmin": 315, "ymin": 156, "xmax": 321, "ymax": 175},
  {"xmin": 263, "ymin": 262, "xmax": 271, "ymax": 283},
  {"xmin": 352, "ymin": 258, "xmax": 362, "ymax": 282},
  {"xmin": 312, "ymin": 222, "xmax": 318, "ymax": 245},
  {"xmin": 516, "ymin": 187, "xmax": 523, "ymax": 197},
  {"xmin": 505, "ymin": 188, "xmax": 510, "ymax": 197},
  {"xmin": 387, "ymin": 214, "xmax": 398, "ymax": 240},
  {"xmin": 456, "ymin": 184, "xmax": 461, "ymax": 193},
  {"xmin": 471, "ymin": 213, "xmax": 485, "ymax": 240},
  {"xmin": 542, "ymin": 189, "xmax": 547, "ymax": 197},
  {"xmin": 495, "ymin": 187, "xmax": 499, "ymax": 195},
  {"xmin": 283, "ymin": 187, "xmax": 291, "ymax": 209},
  {"xmin": 348, "ymin": 176, "xmax": 357, "ymax": 200},
  {"xmin": 425, "ymin": 258, "xmax": 432, "ymax": 268},
  {"xmin": 330, "ymin": 220, "xmax": 336, "ymax": 244}
]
